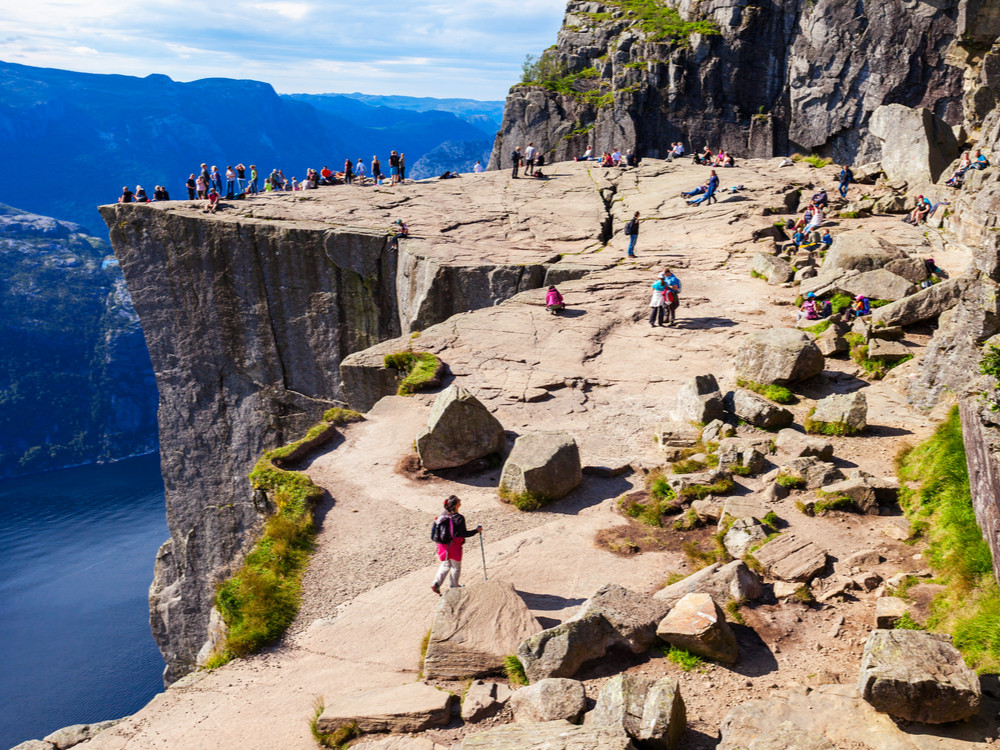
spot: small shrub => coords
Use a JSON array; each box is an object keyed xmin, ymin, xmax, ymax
[
  {"xmin": 839, "ymin": 210, "xmax": 862, "ymax": 219},
  {"xmin": 795, "ymin": 499, "xmax": 815, "ymax": 516},
  {"xmin": 666, "ymin": 645, "xmax": 703, "ymax": 671},
  {"xmin": 311, "ymin": 700, "xmax": 360, "ymax": 749},
  {"xmin": 743, "ymin": 553, "xmax": 764, "ymax": 574},
  {"xmin": 792, "ymin": 585, "xmax": 815, "ymax": 604},
  {"xmin": 751, "ymin": 269, "xmax": 767, "ymax": 281},
  {"xmin": 725, "ymin": 598, "xmax": 747, "ymax": 625},
  {"xmin": 775, "ymin": 474, "xmax": 805, "ymax": 490},
  {"xmin": 887, "ymin": 574, "xmax": 921, "ymax": 600},
  {"xmin": 679, "ymin": 477, "xmax": 734, "ymax": 500},
  {"xmin": 682, "ymin": 540, "xmax": 718, "ymax": 568},
  {"xmin": 664, "ymin": 571, "xmax": 686, "ymax": 586},
  {"xmin": 763, "ymin": 511, "xmax": 781, "ymax": 527},
  {"xmin": 730, "ymin": 463, "xmax": 753, "ymax": 477},
  {"xmin": 829, "ymin": 293, "xmax": 853, "ymax": 314},
  {"xmin": 383, "ymin": 351, "xmax": 442, "ymax": 396},
  {"xmin": 814, "ymin": 495, "xmax": 855, "ymax": 514},
  {"xmin": 499, "ymin": 486, "xmax": 550, "ymax": 511},
  {"xmin": 673, "ymin": 458, "xmax": 708, "ymax": 474},
  {"xmin": 647, "ymin": 470, "xmax": 677, "ymax": 502},
  {"xmin": 894, "ymin": 612, "xmax": 924, "ymax": 630},
  {"xmin": 736, "ymin": 378, "xmax": 795, "ymax": 404},
  {"xmin": 802, "ymin": 319, "xmax": 832, "ymax": 336},
  {"xmin": 504, "ymin": 654, "xmax": 528, "ymax": 686},
  {"xmin": 673, "ymin": 508, "xmax": 702, "ymax": 531}
]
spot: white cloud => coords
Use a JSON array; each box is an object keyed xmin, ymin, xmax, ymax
[{"xmin": 0, "ymin": 0, "xmax": 568, "ymax": 98}]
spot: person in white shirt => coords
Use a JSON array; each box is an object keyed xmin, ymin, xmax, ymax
[
  {"xmin": 611, "ymin": 148, "xmax": 622, "ymax": 166},
  {"xmin": 473, "ymin": 161, "xmax": 484, "ymax": 173},
  {"xmin": 577, "ymin": 146, "xmax": 594, "ymax": 162},
  {"xmin": 524, "ymin": 142, "xmax": 536, "ymax": 172},
  {"xmin": 355, "ymin": 158, "xmax": 367, "ymax": 182},
  {"xmin": 673, "ymin": 142, "xmax": 685, "ymax": 156}
]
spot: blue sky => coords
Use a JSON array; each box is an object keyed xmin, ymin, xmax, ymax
[{"xmin": 0, "ymin": 0, "xmax": 567, "ymax": 99}]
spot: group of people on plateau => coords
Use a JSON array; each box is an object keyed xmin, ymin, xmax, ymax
[
  {"xmin": 693, "ymin": 146, "xmax": 735, "ymax": 168},
  {"xmin": 510, "ymin": 143, "xmax": 548, "ymax": 178},
  {"xmin": 648, "ymin": 269, "xmax": 682, "ymax": 327}
]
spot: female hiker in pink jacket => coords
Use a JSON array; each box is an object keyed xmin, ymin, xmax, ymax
[{"xmin": 431, "ymin": 495, "xmax": 482, "ymax": 594}]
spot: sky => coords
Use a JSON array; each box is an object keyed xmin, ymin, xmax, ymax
[{"xmin": 0, "ymin": 0, "xmax": 567, "ymax": 100}]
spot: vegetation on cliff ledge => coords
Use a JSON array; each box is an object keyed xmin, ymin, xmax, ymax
[
  {"xmin": 206, "ymin": 408, "xmax": 363, "ymax": 668},
  {"xmin": 582, "ymin": 0, "xmax": 720, "ymax": 44},
  {"xmin": 896, "ymin": 407, "xmax": 1000, "ymax": 673},
  {"xmin": 383, "ymin": 351, "xmax": 443, "ymax": 396}
]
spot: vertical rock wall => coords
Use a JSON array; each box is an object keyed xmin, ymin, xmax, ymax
[
  {"xmin": 489, "ymin": 0, "xmax": 964, "ymax": 168},
  {"xmin": 101, "ymin": 205, "xmax": 400, "ymax": 683}
]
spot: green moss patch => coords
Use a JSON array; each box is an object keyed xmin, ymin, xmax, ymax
[
  {"xmin": 802, "ymin": 319, "xmax": 832, "ymax": 336},
  {"xmin": 736, "ymin": 378, "xmax": 796, "ymax": 404},
  {"xmin": 499, "ymin": 486, "xmax": 552, "ymax": 512},
  {"xmin": 383, "ymin": 351, "xmax": 443, "ymax": 396}
]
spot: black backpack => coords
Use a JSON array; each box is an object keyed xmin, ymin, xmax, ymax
[
  {"xmin": 431, "ymin": 515, "xmax": 454, "ymax": 545},
  {"xmin": 625, "ymin": 219, "xmax": 637, "ymax": 235}
]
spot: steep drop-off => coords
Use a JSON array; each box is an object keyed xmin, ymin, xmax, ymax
[
  {"xmin": 489, "ymin": 0, "xmax": 1000, "ymax": 166},
  {"xmin": 0, "ymin": 203, "xmax": 157, "ymax": 478}
]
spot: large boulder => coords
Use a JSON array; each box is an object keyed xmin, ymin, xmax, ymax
[
  {"xmin": 460, "ymin": 721, "xmax": 635, "ymax": 749},
  {"xmin": 883, "ymin": 257, "xmax": 930, "ymax": 285},
  {"xmin": 815, "ymin": 327, "xmax": 848, "ymax": 357},
  {"xmin": 317, "ymin": 682, "xmax": 455, "ymax": 734},
  {"xmin": 510, "ymin": 678, "xmax": 587, "ymax": 724},
  {"xmin": 656, "ymin": 593, "xmax": 739, "ymax": 663},
  {"xmin": 752, "ymin": 252, "xmax": 794, "ymax": 284},
  {"xmin": 752, "ymin": 534, "xmax": 827, "ymax": 582},
  {"xmin": 499, "ymin": 432, "xmax": 582, "ymax": 503},
  {"xmin": 723, "ymin": 389, "xmax": 794, "ymax": 430},
  {"xmin": 778, "ymin": 456, "xmax": 843, "ymax": 489},
  {"xmin": 840, "ymin": 269, "xmax": 917, "ymax": 302},
  {"xmin": 517, "ymin": 612, "xmax": 617, "ymax": 682},
  {"xmin": 819, "ymin": 231, "xmax": 907, "ymax": 277},
  {"xmin": 819, "ymin": 477, "xmax": 879, "ymax": 514},
  {"xmin": 573, "ymin": 583, "xmax": 672, "ymax": 653},
  {"xmin": 872, "ymin": 277, "xmax": 969, "ymax": 327},
  {"xmin": 869, "ymin": 104, "xmax": 959, "ymax": 184},
  {"xmin": 416, "ymin": 386, "xmax": 506, "ymax": 470},
  {"xmin": 653, "ymin": 560, "xmax": 764, "ymax": 607},
  {"xmin": 735, "ymin": 329, "xmax": 825, "ymax": 386},
  {"xmin": 674, "ymin": 374, "xmax": 725, "ymax": 424},
  {"xmin": 592, "ymin": 674, "xmax": 686, "ymax": 750},
  {"xmin": 858, "ymin": 630, "xmax": 981, "ymax": 723},
  {"xmin": 43, "ymin": 721, "xmax": 119, "ymax": 749},
  {"xmin": 462, "ymin": 680, "xmax": 512, "ymax": 722},
  {"xmin": 808, "ymin": 392, "xmax": 867, "ymax": 436},
  {"xmin": 774, "ymin": 428, "xmax": 833, "ymax": 460},
  {"xmin": 424, "ymin": 581, "xmax": 542, "ymax": 680},
  {"xmin": 723, "ymin": 517, "xmax": 770, "ymax": 557},
  {"xmin": 716, "ymin": 438, "xmax": 767, "ymax": 475}
]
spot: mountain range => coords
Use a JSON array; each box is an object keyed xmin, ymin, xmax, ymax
[{"xmin": 0, "ymin": 61, "xmax": 501, "ymax": 234}]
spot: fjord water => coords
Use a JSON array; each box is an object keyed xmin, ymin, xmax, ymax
[{"xmin": 0, "ymin": 455, "xmax": 167, "ymax": 748}]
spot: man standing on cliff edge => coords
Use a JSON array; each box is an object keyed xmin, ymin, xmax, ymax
[{"xmin": 511, "ymin": 146, "xmax": 522, "ymax": 179}]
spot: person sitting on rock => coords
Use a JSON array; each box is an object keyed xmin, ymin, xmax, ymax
[
  {"xmin": 796, "ymin": 292, "xmax": 819, "ymax": 324},
  {"xmin": 903, "ymin": 195, "xmax": 932, "ymax": 224},
  {"xmin": 844, "ymin": 295, "xmax": 871, "ymax": 321},
  {"xmin": 600, "ymin": 152, "xmax": 614, "ymax": 168},
  {"xmin": 203, "ymin": 188, "xmax": 221, "ymax": 213},
  {"xmin": 820, "ymin": 230, "xmax": 833, "ymax": 248},
  {"xmin": 118, "ymin": 186, "xmax": 133, "ymax": 204},
  {"xmin": 576, "ymin": 145, "xmax": 594, "ymax": 162},
  {"xmin": 804, "ymin": 204, "xmax": 824, "ymax": 234},
  {"xmin": 972, "ymin": 149, "xmax": 990, "ymax": 170},
  {"xmin": 431, "ymin": 495, "xmax": 482, "ymax": 595},
  {"xmin": 625, "ymin": 150, "xmax": 639, "ymax": 167},
  {"xmin": 545, "ymin": 286, "xmax": 565, "ymax": 314},
  {"xmin": 811, "ymin": 188, "xmax": 828, "ymax": 209}
]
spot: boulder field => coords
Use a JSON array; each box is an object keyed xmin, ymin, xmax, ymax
[{"xmin": 80, "ymin": 156, "xmax": 998, "ymax": 749}]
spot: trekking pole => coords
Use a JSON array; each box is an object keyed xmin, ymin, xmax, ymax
[{"xmin": 479, "ymin": 533, "xmax": 488, "ymax": 581}]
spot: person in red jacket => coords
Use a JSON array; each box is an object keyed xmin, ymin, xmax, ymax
[{"xmin": 431, "ymin": 495, "xmax": 482, "ymax": 594}]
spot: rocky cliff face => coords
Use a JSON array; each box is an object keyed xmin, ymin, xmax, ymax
[
  {"xmin": 99, "ymin": 183, "xmax": 599, "ymax": 682},
  {"xmin": 490, "ymin": 0, "xmax": 968, "ymax": 168},
  {"xmin": 0, "ymin": 203, "xmax": 157, "ymax": 478}
]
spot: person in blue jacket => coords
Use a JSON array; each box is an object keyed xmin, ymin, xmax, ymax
[{"xmin": 688, "ymin": 170, "xmax": 719, "ymax": 206}]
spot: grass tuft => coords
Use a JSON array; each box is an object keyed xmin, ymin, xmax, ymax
[
  {"xmin": 814, "ymin": 495, "xmax": 855, "ymax": 514},
  {"xmin": 802, "ymin": 319, "xmax": 832, "ymax": 336},
  {"xmin": 504, "ymin": 655, "xmax": 528, "ymax": 686},
  {"xmin": 725, "ymin": 598, "xmax": 747, "ymax": 625},
  {"xmin": 322, "ymin": 407, "xmax": 364, "ymax": 425},
  {"xmin": 897, "ymin": 406, "xmax": 1000, "ymax": 673},
  {"xmin": 736, "ymin": 378, "xmax": 796, "ymax": 404},
  {"xmin": 666, "ymin": 645, "xmax": 703, "ymax": 670},
  {"xmin": 679, "ymin": 477, "xmax": 734, "ymax": 501},
  {"xmin": 775, "ymin": 473, "xmax": 806, "ymax": 490},
  {"xmin": 383, "ymin": 351, "xmax": 443, "ymax": 396},
  {"xmin": 418, "ymin": 628, "xmax": 432, "ymax": 678},
  {"xmin": 894, "ymin": 612, "xmax": 924, "ymax": 630},
  {"xmin": 311, "ymin": 700, "xmax": 360, "ymax": 749},
  {"xmin": 499, "ymin": 486, "xmax": 551, "ymax": 511},
  {"xmin": 673, "ymin": 457, "xmax": 708, "ymax": 474}
]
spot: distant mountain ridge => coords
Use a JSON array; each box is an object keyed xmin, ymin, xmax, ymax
[{"xmin": 0, "ymin": 61, "xmax": 502, "ymax": 234}]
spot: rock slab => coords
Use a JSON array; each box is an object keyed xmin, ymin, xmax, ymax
[
  {"xmin": 510, "ymin": 678, "xmax": 587, "ymax": 724},
  {"xmin": 653, "ymin": 560, "xmax": 764, "ymax": 608},
  {"xmin": 462, "ymin": 680, "xmax": 512, "ymax": 722},
  {"xmin": 858, "ymin": 629, "xmax": 981, "ymax": 723},
  {"xmin": 424, "ymin": 580, "xmax": 542, "ymax": 680},
  {"xmin": 809, "ymin": 391, "xmax": 867, "ymax": 435},
  {"xmin": 753, "ymin": 534, "xmax": 827, "ymax": 582},
  {"xmin": 317, "ymin": 682, "xmax": 455, "ymax": 734},
  {"xmin": 460, "ymin": 721, "xmax": 636, "ymax": 749},
  {"xmin": 416, "ymin": 386, "xmax": 506, "ymax": 470},
  {"xmin": 674, "ymin": 374, "xmax": 725, "ymax": 424}
]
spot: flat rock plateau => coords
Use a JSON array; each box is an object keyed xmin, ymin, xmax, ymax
[{"xmin": 85, "ymin": 158, "xmax": 999, "ymax": 749}]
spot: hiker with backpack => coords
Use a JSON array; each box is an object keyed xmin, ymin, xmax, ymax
[
  {"xmin": 624, "ymin": 211, "xmax": 640, "ymax": 257},
  {"xmin": 838, "ymin": 165, "xmax": 853, "ymax": 198},
  {"xmin": 431, "ymin": 495, "xmax": 482, "ymax": 594}
]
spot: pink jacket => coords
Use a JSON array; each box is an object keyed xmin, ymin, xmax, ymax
[{"xmin": 546, "ymin": 289, "xmax": 564, "ymax": 306}]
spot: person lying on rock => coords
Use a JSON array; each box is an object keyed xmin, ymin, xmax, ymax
[{"xmin": 431, "ymin": 495, "xmax": 482, "ymax": 595}]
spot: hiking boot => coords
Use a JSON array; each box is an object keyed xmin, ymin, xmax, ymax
[{"xmin": 431, "ymin": 583, "xmax": 441, "ymax": 595}]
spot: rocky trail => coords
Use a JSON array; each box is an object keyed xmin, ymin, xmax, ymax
[{"xmin": 77, "ymin": 158, "xmax": 999, "ymax": 750}]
